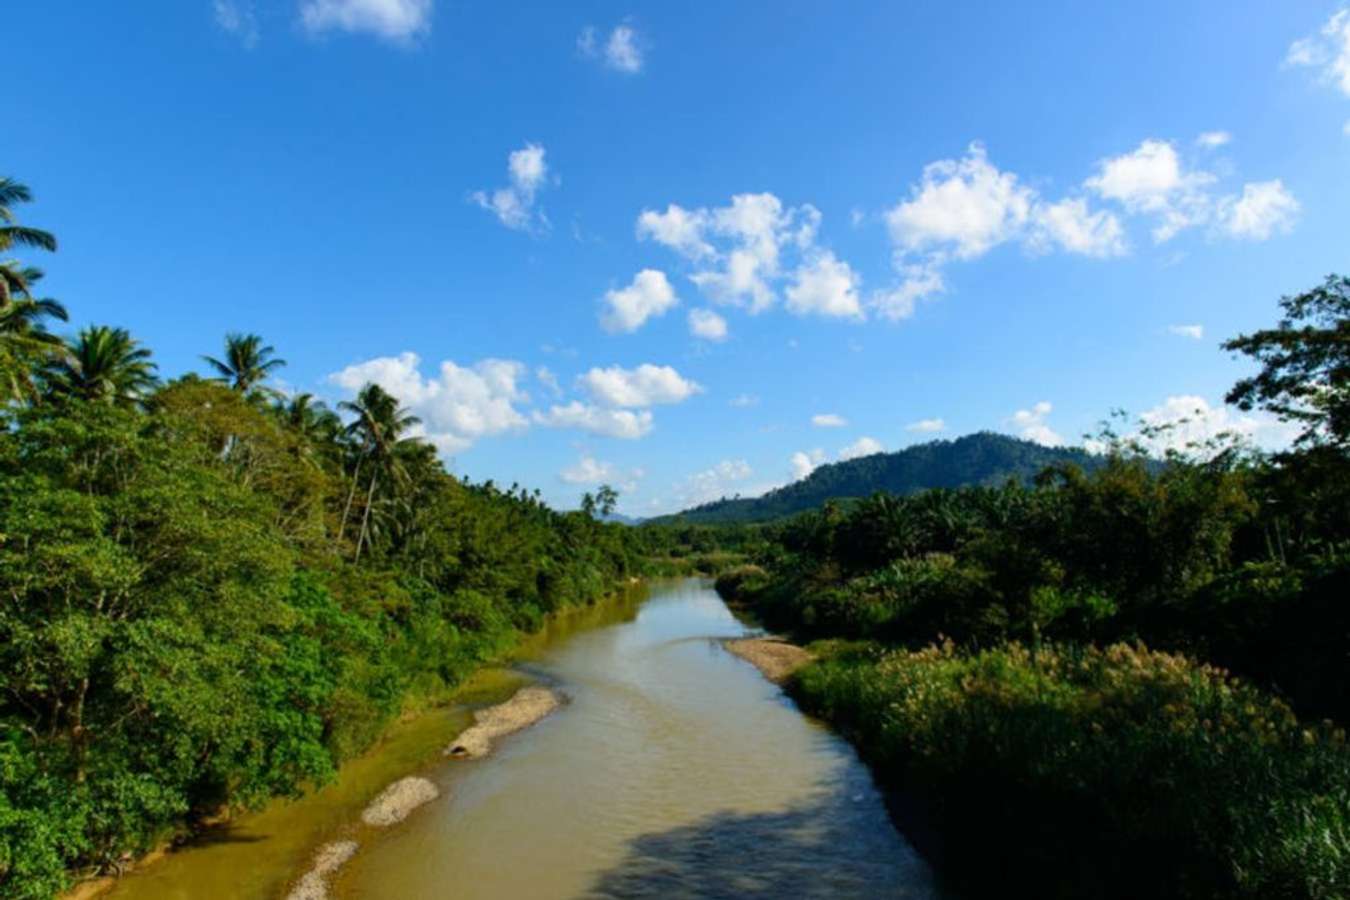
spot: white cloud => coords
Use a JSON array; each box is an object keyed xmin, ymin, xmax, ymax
[
  {"xmin": 1167, "ymin": 324, "xmax": 1205, "ymax": 340},
  {"xmin": 637, "ymin": 205, "xmax": 713, "ymax": 259},
  {"xmin": 578, "ymin": 23, "xmax": 644, "ymax": 73},
  {"xmin": 790, "ymin": 448, "xmax": 827, "ymax": 481},
  {"xmin": 600, "ymin": 269, "xmax": 678, "ymax": 333},
  {"xmin": 886, "ymin": 143, "xmax": 1034, "ymax": 260},
  {"xmin": 1085, "ymin": 139, "xmax": 1216, "ymax": 242},
  {"xmin": 1029, "ymin": 197, "xmax": 1127, "ymax": 257},
  {"xmin": 906, "ymin": 418, "xmax": 946, "ymax": 433},
  {"xmin": 1286, "ymin": 10, "xmax": 1350, "ymax": 97},
  {"xmin": 811, "ymin": 413, "xmax": 847, "ymax": 428},
  {"xmin": 839, "ymin": 436, "xmax": 884, "ymax": 461},
  {"xmin": 214, "ymin": 0, "xmax": 259, "ymax": 47},
  {"xmin": 472, "ymin": 143, "xmax": 552, "ymax": 232},
  {"xmin": 299, "ymin": 0, "xmax": 431, "ymax": 41},
  {"xmin": 870, "ymin": 264, "xmax": 944, "ymax": 321},
  {"xmin": 729, "ymin": 393, "xmax": 759, "ymax": 408},
  {"xmin": 580, "ymin": 364, "xmax": 702, "ymax": 408},
  {"xmin": 1197, "ymin": 131, "xmax": 1232, "ymax": 148},
  {"xmin": 534, "ymin": 402, "xmax": 653, "ymax": 439},
  {"xmin": 1216, "ymin": 180, "xmax": 1300, "ymax": 240},
  {"xmin": 559, "ymin": 455, "xmax": 644, "ymax": 493},
  {"xmin": 1010, "ymin": 400, "xmax": 1063, "ymax": 447},
  {"xmin": 673, "ymin": 459, "xmax": 754, "ymax": 507},
  {"xmin": 328, "ymin": 352, "xmax": 528, "ymax": 453},
  {"xmin": 785, "ymin": 252, "xmax": 865, "ymax": 319},
  {"xmin": 642, "ymin": 193, "xmax": 825, "ymax": 314},
  {"xmin": 688, "ymin": 308, "xmax": 728, "ymax": 341},
  {"xmin": 536, "ymin": 366, "xmax": 562, "ymax": 396},
  {"xmin": 1129, "ymin": 395, "xmax": 1298, "ymax": 455}
]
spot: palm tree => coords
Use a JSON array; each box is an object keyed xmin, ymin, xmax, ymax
[
  {"xmin": 337, "ymin": 383, "xmax": 421, "ymax": 561},
  {"xmin": 203, "ymin": 333, "xmax": 286, "ymax": 396},
  {"xmin": 277, "ymin": 392, "xmax": 343, "ymax": 467},
  {"xmin": 45, "ymin": 325, "xmax": 158, "ymax": 407},
  {"xmin": 0, "ymin": 178, "xmax": 57, "ymax": 306},
  {"xmin": 0, "ymin": 294, "xmax": 68, "ymax": 403}
]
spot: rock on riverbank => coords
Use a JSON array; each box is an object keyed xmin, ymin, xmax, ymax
[
  {"xmin": 359, "ymin": 777, "xmax": 440, "ymax": 827},
  {"xmin": 446, "ymin": 686, "xmax": 561, "ymax": 759},
  {"xmin": 285, "ymin": 840, "xmax": 359, "ymax": 900}
]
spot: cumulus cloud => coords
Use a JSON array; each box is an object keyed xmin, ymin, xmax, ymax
[
  {"xmin": 790, "ymin": 448, "xmax": 827, "ymax": 481},
  {"xmin": 1010, "ymin": 400, "xmax": 1063, "ymax": 447},
  {"xmin": 839, "ymin": 436, "xmax": 884, "ymax": 461},
  {"xmin": 559, "ymin": 455, "xmax": 643, "ymax": 492},
  {"xmin": 811, "ymin": 413, "xmax": 847, "ymax": 428},
  {"xmin": 1029, "ymin": 197, "xmax": 1127, "ymax": 257},
  {"xmin": 1085, "ymin": 139, "xmax": 1217, "ymax": 242},
  {"xmin": 1197, "ymin": 131, "xmax": 1232, "ymax": 148},
  {"xmin": 688, "ymin": 308, "xmax": 728, "ymax": 341},
  {"xmin": 472, "ymin": 143, "xmax": 552, "ymax": 232},
  {"xmin": 535, "ymin": 366, "xmax": 562, "ymax": 396},
  {"xmin": 1286, "ymin": 10, "xmax": 1350, "ymax": 97},
  {"xmin": 785, "ymin": 252, "xmax": 864, "ymax": 319},
  {"xmin": 729, "ymin": 393, "xmax": 759, "ymax": 408},
  {"xmin": 906, "ymin": 418, "xmax": 946, "ymax": 433},
  {"xmin": 600, "ymin": 269, "xmax": 678, "ymax": 333},
  {"xmin": 328, "ymin": 352, "xmax": 528, "ymax": 453},
  {"xmin": 578, "ymin": 22, "xmax": 644, "ymax": 73},
  {"xmin": 1216, "ymin": 180, "xmax": 1300, "ymax": 240},
  {"xmin": 1109, "ymin": 395, "xmax": 1300, "ymax": 456},
  {"xmin": 673, "ymin": 459, "xmax": 753, "ymax": 507},
  {"xmin": 580, "ymin": 364, "xmax": 702, "ymax": 408},
  {"xmin": 533, "ymin": 402, "xmax": 653, "ymax": 439},
  {"xmin": 640, "ymin": 193, "xmax": 826, "ymax": 314},
  {"xmin": 214, "ymin": 0, "xmax": 259, "ymax": 47},
  {"xmin": 299, "ymin": 0, "xmax": 431, "ymax": 41},
  {"xmin": 1167, "ymin": 324, "xmax": 1204, "ymax": 340}
]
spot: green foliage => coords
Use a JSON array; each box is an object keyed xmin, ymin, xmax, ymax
[{"xmin": 793, "ymin": 642, "xmax": 1350, "ymax": 899}]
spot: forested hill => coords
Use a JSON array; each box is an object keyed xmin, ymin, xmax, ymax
[{"xmin": 655, "ymin": 432, "xmax": 1102, "ymax": 524}]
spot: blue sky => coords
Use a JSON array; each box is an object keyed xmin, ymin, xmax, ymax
[{"xmin": 8, "ymin": 1, "xmax": 1350, "ymax": 514}]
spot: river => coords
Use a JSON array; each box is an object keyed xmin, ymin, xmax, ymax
[{"xmin": 106, "ymin": 578, "xmax": 939, "ymax": 899}]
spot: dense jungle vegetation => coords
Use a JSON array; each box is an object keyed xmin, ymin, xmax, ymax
[
  {"xmin": 0, "ymin": 179, "xmax": 689, "ymax": 898},
  {"xmin": 717, "ymin": 274, "xmax": 1350, "ymax": 899}
]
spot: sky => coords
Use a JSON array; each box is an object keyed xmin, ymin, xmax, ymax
[{"xmin": 7, "ymin": 1, "xmax": 1350, "ymax": 515}]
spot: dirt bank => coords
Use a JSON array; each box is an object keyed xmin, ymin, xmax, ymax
[
  {"xmin": 722, "ymin": 637, "xmax": 813, "ymax": 684},
  {"xmin": 446, "ymin": 686, "xmax": 561, "ymax": 759}
]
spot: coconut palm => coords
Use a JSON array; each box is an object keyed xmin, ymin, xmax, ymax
[
  {"xmin": 277, "ymin": 392, "xmax": 342, "ymax": 462},
  {"xmin": 1, "ymin": 178, "xmax": 58, "ymax": 306},
  {"xmin": 203, "ymin": 333, "xmax": 286, "ymax": 396},
  {"xmin": 45, "ymin": 325, "xmax": 158, "ymax": 407},
  {"xmin": 0, "ymin": 294, "xmax": 68, "ymax": 403},
  {"xmin": 337, "ymin": 383, "xmax": 421, "ymax": 561}
]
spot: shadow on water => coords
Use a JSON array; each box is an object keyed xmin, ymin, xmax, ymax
[{"xmin": 586, "ymin": 787, "xmax": 938, "ymax": 899}]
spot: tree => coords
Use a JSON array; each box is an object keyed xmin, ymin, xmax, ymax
[
  {"xmin": 0, "ymin": 178, "xmax": 57, "ymax": 306},
  {"xmin": 1224, "ymin": 274, "xmax": 1350, "ymax": 451},
  {"xmin": 0, "ymin": 293, "xmax": 67, "ymax": 403},
  {"xmin": 202, "ymin": 333, "xmax": 286, "ymax": 397},
  {"xmin": 337, "ymin": 383, "xmax": 421, "ymax": 561},
  {"xmin": 44, "ymin": 326, "xmax": 158, "ymax": 407}
]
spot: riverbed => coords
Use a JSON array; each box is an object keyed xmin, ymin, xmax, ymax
[{"xmin": 107, "ymin": 578, "xmax": 938, "ymax": 898}]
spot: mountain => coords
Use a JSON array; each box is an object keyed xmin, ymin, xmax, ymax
[{"xmin": 651, "ymin": 432, "xmax": 1103, "ymax": 524}]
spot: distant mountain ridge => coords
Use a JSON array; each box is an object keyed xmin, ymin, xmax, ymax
[{"xmin": 651, "ymin": 432, "xmax": 1102, "ymax": 524}]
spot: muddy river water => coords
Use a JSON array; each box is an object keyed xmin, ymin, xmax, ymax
[{"xmin": 107, "ymin": 578, "xmax": 939, "ymax": 899}]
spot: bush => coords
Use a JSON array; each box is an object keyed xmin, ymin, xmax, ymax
[{"xmin": 793, "ymin": 641, "xmax": 1350, "ymax": 899}]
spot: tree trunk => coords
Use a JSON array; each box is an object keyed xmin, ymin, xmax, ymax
[
  {"xmin": 339, "ymin": 456, "xmax": 362, "ymax": 546},
  {"xmin": 354, "ymin": 470, "xmax": 377, "ymax": 562}
]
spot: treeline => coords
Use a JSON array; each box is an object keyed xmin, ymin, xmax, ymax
[
  {"xmin": 0, "ymin": 180, "xmax": 649, "ymax": 897},
  {"xmin": 718, "ymin": 275, "xmax": 1350, "ymax": 898}
]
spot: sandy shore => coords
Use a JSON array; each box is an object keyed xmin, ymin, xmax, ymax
[
  {"xmin": 360, "ymin": 776, "xmax": 440, "ymax": 827},
  {"xmin": 446, "ymin": 686, "xmax": 561, "ymax": 759},
  {"xmin": 722, "ymin": 637, "xmax": 813, "ymax": 684}
]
